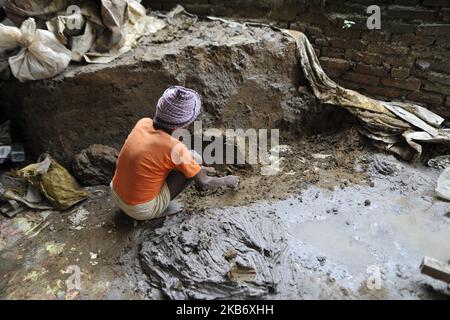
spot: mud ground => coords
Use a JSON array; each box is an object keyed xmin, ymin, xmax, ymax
[{"xmin": 1, "ymin": 127, "xmax": 449, "ymax": 300}]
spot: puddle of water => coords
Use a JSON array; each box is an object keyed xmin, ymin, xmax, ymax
[
  {"xmin": 291, "ymin": 218, "xmax": 376, "ymax": 274},
  {"xmin": 379, "ymin": 206, "xmax": 450, "ymax": 262},
  {"xmin": 262, "ymin": 181, "xmax": 450, "ymax": 277}
]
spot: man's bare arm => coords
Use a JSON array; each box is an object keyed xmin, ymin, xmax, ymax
[{"xmin": 194, "ymin": 167, "xmax": 240, "ymax": 191}]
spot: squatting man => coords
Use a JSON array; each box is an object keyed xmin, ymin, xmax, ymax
[{"xmin": 111, "ymin": 86, "xmax": 240, "ymax": 220}]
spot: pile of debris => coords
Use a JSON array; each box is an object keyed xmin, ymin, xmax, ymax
[
  {"xmin": 0, "ymin": 154, "xmax": 87, "ymax": 218},
  {"xmin": 0, "ymin": 141, "xmax": 120, "ymax": 218},
  {"xmin": 0, "ymin": 0, "xmax": 166, "ymax": 81}
]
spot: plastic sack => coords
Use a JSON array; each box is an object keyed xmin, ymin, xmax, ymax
[
  {"xmin": 0, "ymin": 18, "xmax": 71, "ymax": 81},
  {"xmin": 16, "ymin": 154, "xmax": 87, "ymax": 210}
]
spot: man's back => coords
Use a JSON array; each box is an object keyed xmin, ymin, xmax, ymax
[{"xmin": 112, "ymin": 118, "xmax": 199, "ymax": 205}]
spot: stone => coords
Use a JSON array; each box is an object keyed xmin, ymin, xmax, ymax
[{"xmin": 73, "ymin": 144, "xmax": 119, "ymax": 186}]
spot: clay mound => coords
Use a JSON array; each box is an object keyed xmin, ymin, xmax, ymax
[
  {"xmin": 139, "ymin": 208, "xmax": 295, "ymax": 299},
  {"xmin": 72, "ymin": 144, "xmax": 119, "ymax": 186},
  {"xmin": 1, "ymin": 17, "xmax": 341, "ymax": 165}
]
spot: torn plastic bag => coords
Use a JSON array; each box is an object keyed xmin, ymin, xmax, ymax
[
  {"xmin": 46, "ymin": 11, "xmax": 95, "ymax": 62},
  {"xmin": 0, "ymin": 18, "xmax": 71, "ymax": 81},
  {"xmin": 436, "ymin": 167, "xmax": 450, "ymax": 201},
  {"xmin": 165, "ymin": 4, "xmax": 198, "ymax": 29},
  {"xmin": 16, "ymin": 154, "xmax": 87, "ymax": 210},
  {"xmin": 45, "ymin": 0, "xmax": 167, "ymax": 64},
  {"xmin": 82, "ymin": 0, "xmax": 167, "ymax": 64},
  {"xmin": 3, "ymin": 187, "xmax": 53, "ymax": 210},
  {"xmin": 97, "ymin": 0, "xmax": 127, "ymax": 51}
]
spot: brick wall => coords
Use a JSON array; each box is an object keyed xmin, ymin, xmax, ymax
[{"xmin": 144, "ymin": 0, "xmax": 450, "ymax": 117}]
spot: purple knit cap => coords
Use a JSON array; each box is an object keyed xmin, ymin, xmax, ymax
[{"xmin": 154, "ymin": 86, "xmax": 201, "ymax": 130}]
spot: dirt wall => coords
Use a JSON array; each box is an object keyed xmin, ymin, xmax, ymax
[
  {"xmin": 145, "ymin": 0, "xmax": 450, "ymax": 117},
  {"xmin": 0, "ymin": 19, "xmax": 345, "ymax": 164}
]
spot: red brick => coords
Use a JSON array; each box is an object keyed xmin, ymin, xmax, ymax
[
  {"xmin": 353, "ymin": 63, "xmax": 389, "ymax": 78},
  {"xmin": 426, "ymin": 71, "xmax": 450, "ymax": 85},
  {"xmin": 424, "ymin": 82, "xmax": 450, "ymax": 95},
  {"xmin": 391, "ymin": 67, "xmax": 410, "ymax": 80},
  {"xmin": 383, "ymin": 21, "xmax": 418, "ymax": 34},
  {"xmin": 364, "ymin": 86, "xmax": 403, "ymax": 99},
  {"xmin": 445, "ymin": 96, "xmax": 450, "ymax": 107},
  {"xmin": 329, "ymin": 38, "xmax": 366, "ymax": 50},
  {"xmin": 382, "ymin": 77, "xmax": 422, "ymax": 91},
  {"xmin": 367, "ymin": 43, "xmax": 409, "ymax": 56},
  {"xmin": 336, "ymin": 79, "xmax": 366, "ymax": 91},
  {"xmin": 441, "ymin": 9, "xmax": 450, "ymax": 23},
  {"xmin": 423, "ymin": 0, "xmax": 450, "ymax": 7},
  {"xmin": 417, "ymin": 24, "xmax": 450, "ymax": 36},
  {"xmin": 435, "ymin": 36, "xmax": 450, "ymax": 49},
  {"xmin": 319, "ymin": 57, "xmax": 351, "ymax": 71},
  {"xmin": 361, "ymin": 31, "xmax": 390, "ymax": 42},
  {"xmin": 321, "ymin": 47, "xmax": 345, "ymax": 58},
  {"xmin": 306, "ymin": 26, "xmax": 323, "ymax": 36},
  {"xmin": 315, "ymin": 38, "xmax": 329, "ymax": 47},
  {"xmin": 342, "ymin": 72, "xmax": 380, "ymax": 86},
  {"xmin": 391, "ymin": 33, "xmax": 435, "ymax": 46},
  {"xmin": 345, "ymin": 50, "xmax": 382, "ymax": 65},
  {"xmin": 382, "ymin": 55, "xmax": 414, "ymax": 68},
  {"xmin": 408, "ymin": 91, "xmax": 444, "ymax": 105},
  {"xmin": 387, "ymin": 5, "xmax": 435, "ymax": 20}
]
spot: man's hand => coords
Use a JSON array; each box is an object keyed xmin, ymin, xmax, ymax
[
  {"xmin": 194, "ymin": 169, "xmax": 240, "ymax": 191},
  {"xmin": 223, "ymin": 175, "xmax": 240, "ymax": 189}
]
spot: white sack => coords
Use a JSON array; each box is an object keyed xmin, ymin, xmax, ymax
[{"xmin": 0, "ymin": 18, "xmax": 71, "ymax": 81}]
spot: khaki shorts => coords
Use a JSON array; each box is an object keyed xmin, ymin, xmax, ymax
[{"xmin": 110, "ymin": 182, "xmax": 171, "ymax": 221}]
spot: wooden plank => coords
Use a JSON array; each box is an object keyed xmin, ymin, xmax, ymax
[{"xmin": 420, "ymin": 257, "xmax": 450, "ymax": 283}]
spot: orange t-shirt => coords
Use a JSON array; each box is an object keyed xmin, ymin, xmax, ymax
[{"xmin": 112, "ymin": 118, "xmax": 201, "ymax": 205}]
